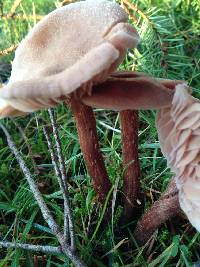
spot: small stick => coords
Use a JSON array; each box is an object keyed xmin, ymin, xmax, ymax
[
  {"xmin": 43, "ymin": 126, "xmax": 69, "ymax": 243},
  {"xmin": 0, "ymin": 242, "xmax": 62, "ymax": 254},
  {"xmin": 70, "ymin": 99, "xmax": 112, "ymax": 202},
  {"xmin": 134, "ymin": 178, "xmax": 181, "ymax": 245},
  {"xmin": 0, "ymin": 123, "xmax": 85, "ymax": 267},
  {"xmin": 120, "ymin": 110, "xmax": 140, "ymax": 220},
  {"xmin": 44, "ymin": 108, "xmax": 75, "ymax": 251}
]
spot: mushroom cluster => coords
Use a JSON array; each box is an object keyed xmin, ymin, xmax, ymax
[
  {"xmin": 0, "ymin": 0, "xmax": 175, "ymax": 117},
  {"xmin": 0, "ymin": 0, "xmax": 199, "ymax": 239}
]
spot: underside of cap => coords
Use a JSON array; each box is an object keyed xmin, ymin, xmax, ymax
[
  {"xmin": 156, "ymin": 84, "xmax": 200, "ymax": 232},
  {"xmin": 81, "ymin": 73, "xmax": 176, "ymax": 110},
  {"xmin": 0, "ymin": 98, "xmax": 25, "ymax": 118}
]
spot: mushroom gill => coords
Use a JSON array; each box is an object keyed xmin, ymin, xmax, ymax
[{"xmin": 156, "ymin": 84, "xmax": 200, "ymax": 231}]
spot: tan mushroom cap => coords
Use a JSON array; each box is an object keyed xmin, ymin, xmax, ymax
[
  {"xmin": 0, "ymin": 0, "xmax": 139, "ymax": 117},
  {"xmin": 156, "ymin": 84, "xmax": 200, "ymax": 231}
]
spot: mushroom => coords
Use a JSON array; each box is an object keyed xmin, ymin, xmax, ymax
[
  {"xmin": 156, "ymin": 84, "xmax": 200, "ymax": 232},
  {"xmin": 0, "ymin": 0, "xmax": 181, "ymax": 206},
  {"xmin": 0, "ymin": 0, "xmax": 138, "ymax": 115}
]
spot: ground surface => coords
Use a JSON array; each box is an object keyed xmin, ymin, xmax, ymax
[{"xmin": 0, "ymin": 0, "xmax": 200, "ymax": 266}]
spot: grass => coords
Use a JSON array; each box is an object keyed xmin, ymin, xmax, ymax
[{"xmin": 0, "ymin": 0, "xmax": 200, "ymax": 266}]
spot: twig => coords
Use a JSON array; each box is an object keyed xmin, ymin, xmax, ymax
[
  {"xmin": 70, "ymin": 99, "xmax": 112, "ymax": 202},
  {"xmin": 11, "ymin": 119, "xmax": 39, "ymax": 174},
  {"xmin": 0, "ymin": 242, "xmax": 62, "ymax": 254},
  {"xmin": 48, "ymin": 108, "xmax": 75, "ymax": 252},
  {"xmin": 0, "ymin": 44, "xmax": 18, "ymax": 57},
  {"xmin": 43, "ymin": 123, "xmax": 75, "ymax": 251},
  {"xmin": 6, "ymin": 0, "xmax": 23, "ymax": 18},
  {"xmin": 120, "ymin": 110, "xmax": 140, "ymax": 221},
  {"xmin": 134, "ymin": 178, "xmax": 181, "ymax": 245},
  {"xmin": 48, "ymin": 109, "xmax": 68, "ymax": 191},
  {"xmin": 0, "ymin": 123, "xmax": 86, "ymax": 267},
  {"xmin": 43, "ymin": 125, "xmax": 69, "ymax": 235}
]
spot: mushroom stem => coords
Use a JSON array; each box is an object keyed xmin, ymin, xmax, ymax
[
  {"xmin": 70, "ymin": 98, "xmax": 112, "ymax": 202},
  {"xmin": 134, "ymin": 178, "xmax": 181, "ymax": 245},
  {"xmin": 120, "ymin": 110, "xmax": 140, "ymax": 220}
]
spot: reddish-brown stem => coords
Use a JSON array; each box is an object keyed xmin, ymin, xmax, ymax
[
  {"xmin": 70, "ymin": 98, "xmax": 112, "ymax": 202},
  {"xmin": 120, "ymin": 110, "xmax": 140, "ymax": 220},
  {"xmin": 134, "ymin": 178, "xmax": 181, "ymax": 245}
]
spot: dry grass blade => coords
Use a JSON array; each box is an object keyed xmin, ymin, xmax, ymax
[
  {"xmin": 2, "ymin": 14, "xmax": 43, "ymax": 21},
  {"xmin": 121, "ymin": 0, "xmax": 151, "ymax": 22},
  {"xmin": 121, "ymin": 2, "xmax": 138, "ymax": 23},
  {"xmin": 60, "ymin": 0, "xmax": 76, "ymax": 7},
  {"xmin": 0, "ymin": 44, "xmax": 18, "ymax": 57},
  {"xmin": 6, "ymin": 0, "xmax": 23, "ymax": 18}
]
